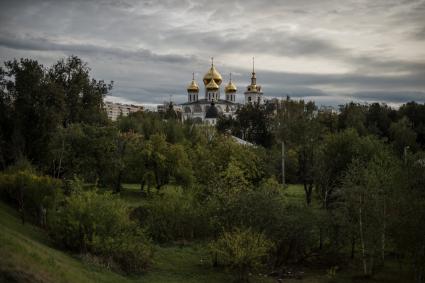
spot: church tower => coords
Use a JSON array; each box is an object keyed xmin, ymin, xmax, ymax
[
  {"xmin": 244, "ymin": 57, "xmax": 263, "ymax": 105},
  {"xmin": 203, "ymin": 57, "xmax": 222, "ymax": 102},
  {"xmin": 187, "ymin": 72, "xmax": 199, "ymax": 102},
  {"xmin": 225, "ymin": 73, "xmax": 237, "ymax": 102}
]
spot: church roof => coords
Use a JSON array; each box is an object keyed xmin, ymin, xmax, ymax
[
  {"xmin": 206, "ymin": 78, "xmax": 219, "ymax": 90},
  {"xmin": 225, "ymin": 73, "xmax": 237, "ymax": 92},
  {"xmin": 203, "ymin": 58, "xmax": 222, "ymax": 85},
  {"xmin": 187, "ymin": 73, "xmax": 199, "ymax": 92}
]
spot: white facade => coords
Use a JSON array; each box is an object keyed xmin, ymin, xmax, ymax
[{"xmin": 244, "ymin": 58, "xmax": 264, "ymax": 105}]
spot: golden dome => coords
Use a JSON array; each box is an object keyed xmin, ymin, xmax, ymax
[
  {"xmin": 206, "ymin": 78, "xmax": 219, "ymax": 90},
  {"xmin": 203, "ymin": 58, "xmax": 222, "ymax": 85},
  {"xmin": 187, "ymin": 80, "xmax": 199, "ymax": 92},
  {"xmin": 225, "ymin": 73, "xmax": 237, "ymax": 92},
  {"xmin": 225, "ymin": 81, "xmax": 237, "ymax": 92}
]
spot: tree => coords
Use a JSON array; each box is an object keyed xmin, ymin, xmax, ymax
[
  {"xmin": 390, "ymin": 151, "xmax": 425, "ymax": 283},
  {"xmin": 399, "ymin": 101, "xmax": 425, "ymax": 147},
  {"xmin": 2, "ymin": 59, "xmax": 65, "ymax": 165},
  {"xmin": 338, "ymin": 102, "xmax": 368, "ymax": 135},
  {"xmin": 315, "ymin": 129, "xmax": 382, "ymax": 209},
  {"xmin": 48, "ymin": 55, "xmax": 110, "ymax": 126},
  {"xmin": 340, "ymin": 150, "xmax": 400, "ymax": 277},
  {"xmin": 0, "ymin": 56, "xmax": 112, "ymax": 170},
  {"xmin": 148, "ymin": 133, "xmax": 170, "ymax": 190},
  {"xmin": 209, "ymin": 228, "xmax": 273, "ymax": 283},
  {"xmin": 389, "ymin": 117, "xmax": 418, "ymax": 156},
  {"xmin": 48, "ymin": 124, "xmax": 119, "ymax": 186},
  {"xmin": 273, "ymin": 98, "xmax": 323, "ymax": 200},
  {"xmin": 0, "ymin": 66, "xmax": 12, "ymax": 169},
  {"xmin": 231, "ymin": 104, "xmax": 274, "ymax": 148},
  {"xmin": 365, "ymin": 103, "xmax": 394, "ymax": 138},
  {"xmin": 124, "ymin": 133, "xmax": 155, "ymax": 192}
]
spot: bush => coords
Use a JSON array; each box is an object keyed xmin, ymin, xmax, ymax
[
  {"xmin": 135, "ymin": 187, "xmax": 209, "ymax": 243},
  {"xmin": 0, "ymin": 170, "xmax": 62, "ymax": 225},
  {"xmin": 49, "ymin": 190, "xmax": 153, "ymax": 273},
  {"xmin": 209, "ymin": 228, "xmax": 274, "ymax": 283},
  {"xmin": 270, "ymin": 204, "xmax": 318, "ymax": 266}
]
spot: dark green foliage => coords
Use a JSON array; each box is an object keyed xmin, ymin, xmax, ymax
[
  {"xmin": 230, "ymin": 178, "xmax": 284, "ymax": 232},
  {"xmin": 389, "ymin": 151, "xmax": 425, "ymax": 282},
  {"xmin": 389, "ymin": 116, "xmax": 418, "ymax": 156},
  {"xmin": 217, "ymin": 103, "xmax": 274, "ymax": 147},
  {"xmin": 134, "ymin": 187, "xmax": 209, "ymax": 242},
  {"xmin": 399, "ymin": 101, "xmax": 425, "ymax": 146},
  {"xmin": 49, "ymin": 190, "xmax": 153, "ymax": 273},
  {"xmin": 48, "ymin": 123, "xmax": 119, "ymax": 186},
  {"xmin": 48, "ymin": 55, "xmax": 110, "ymax": 126},
  {"xmin": 0, "ymin": 56, "xmax": 111, "ymax": 170},
  {"xmin": 209, "ymin": 228, "xmax": 273, "ymax": 283},
  {"xmin": 0, "ymin": 167, "xmax": 62, "ymax": 225},
  {"xmin": 338, "ymin": 103, "xmax": 368, "ymax": 135},
  {"xmin": 365, "ymin": 103, "xmax": 394, "ymax": 137}
]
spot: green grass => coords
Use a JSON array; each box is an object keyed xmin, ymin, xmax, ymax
[
  {"xmin": 121, "ymin": 183, "xmax": 308, "ymax": 207},
  {"xmin": 0, "ymin": 202, "xmax": 129, "ymax": 283},
  {"xmin": 120, "ymin": 183, "xmax": 151, "ymax": 207},
  {"xmin": 284, "ymin": 184, "xmax": 305, "ymax": 200}
]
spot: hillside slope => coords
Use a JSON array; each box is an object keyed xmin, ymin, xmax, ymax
[
  {"xmin": 0, "ymin": 202, "xmax": 130, "ymax": 283},
  {"xmin": 0, "ymin": 202, "xmax": 266, "ymax": 283}
]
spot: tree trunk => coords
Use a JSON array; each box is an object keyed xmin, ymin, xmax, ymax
[
  {"xmin": 18, "ymin": 187, "xmax": 25, "ymax": 225},
  {"xmin": 351, "ymin": 235, "xmax": 356, "ymax": 259},
  {"xmin": 213, "ymin": 252, "xmax": 218, "ymax": 267},
  {"xmin": 319, "ymin": 228, "xmax": 323, "ymax": 250},
  {"xmin": 281, "ymin": 141, "xmax": 285, "ymax": 186},
  {"xmin": 381, "ymin": 197, "xmax": 386, "ymax": 263},
  {"xmin": 56, "ymin": 139, "xmax": 65, "ymax": 178},
  {"xmin": 114, "ymin": 170, "xmax": 123, "ymax": 193},
  {"xmin": 359, "ymin": 195, "xmax": 368, "ymax": 276},
  {"xmin": 304, "ymin": 183, "xmax": 313, "ymax": 205},
  {"xmin": 239, "ymin": 265, "xmax": 249, "ymax": 283}
]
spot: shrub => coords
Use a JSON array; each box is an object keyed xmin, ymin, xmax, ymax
[
  {"xmin": 0, "ymin": 170, "xmax": 62, "ymax": 225},
  {"xmin": 209, "ymin": 228, "xmax": 274, "ymax": 283},
  {"xmin": 136, "ymin": 187, "xmax": 209, "ymax": 243},
  {"xmin": 49, "ymin": 190, "xmax": 153, "ymax": 273}
]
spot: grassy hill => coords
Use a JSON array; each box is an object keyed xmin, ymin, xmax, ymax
[{"xmin": 0, "ymin": 202, "xmax": 130, "ymax": 283}]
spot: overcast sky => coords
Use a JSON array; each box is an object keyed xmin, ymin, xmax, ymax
[{"xmin": 0, "ymin": 0, "xmax": 424, "ymax": 107}]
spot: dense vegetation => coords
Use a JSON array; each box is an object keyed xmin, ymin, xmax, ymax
[{"xmin": 0, "ymin": 56, "xmax": 424, "ymax": 283}]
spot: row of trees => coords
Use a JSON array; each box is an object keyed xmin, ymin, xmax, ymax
[{"xmin": 0, "ymin": 56, "xmax": 110, "ymax": 169}]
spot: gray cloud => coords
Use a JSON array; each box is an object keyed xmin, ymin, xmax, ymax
[
  {"xmin": 0, "ymin": 0, "xmax": 424, "ymax": 106},
  {"xmin": 0, "ymin": 34, "xmax": 198, "ymax": 64},
  {"xmin": 346, "ymin": 91, "xmax": 425, "ymax": 103}
]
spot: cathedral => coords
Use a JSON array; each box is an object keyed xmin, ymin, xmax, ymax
[{"xmin": 180, "ymin": 58, "xmax": 264, "ymax": 124}]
